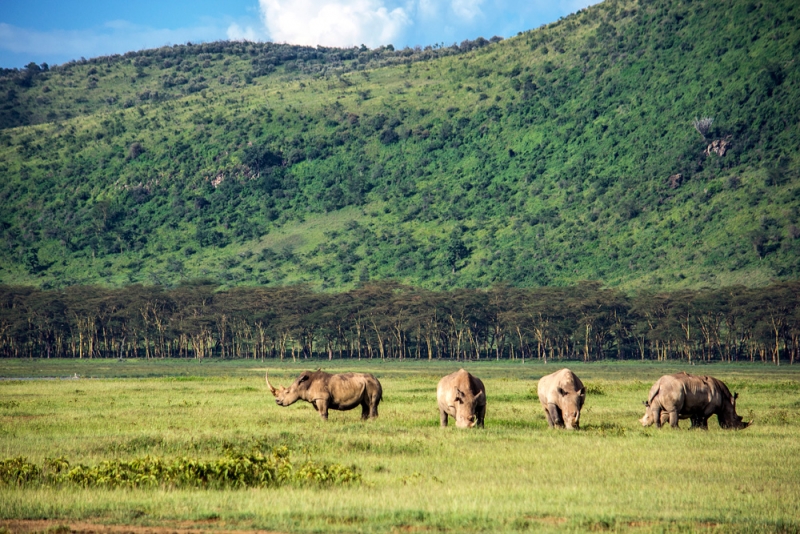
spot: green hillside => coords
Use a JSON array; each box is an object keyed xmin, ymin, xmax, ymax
[{"xmin": 1, "ymin": 0, "xmax": 799, "ymax": 291}]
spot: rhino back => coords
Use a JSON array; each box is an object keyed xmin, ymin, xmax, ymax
[
  {"xmin": 294, "ymin": 370, "xmax": 331, "ymax": 402},
  {"xmin": 437, "ymin": 369, "xmax": 482, "ymax": 410},
  {"xmin": 677, "ymin": 374, "xmax": 715, "ymax": 412},
  {"xmin": 538, "ymin": 369, "xmax": 582, "ymax": 406},
  {"xmin": 651, "ymin": 374, "xmax": 688, "ymax": 412},
  {"xmin": 437, "ymin": 370, "xmax": 465, "ymax": 403},
  {"xmin": 328, "ymin": 373, "xmax": 369, "ymax": 406}
]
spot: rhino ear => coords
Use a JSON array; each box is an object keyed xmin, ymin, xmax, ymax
[
  {"xmin": 642, "ymin": 400, "xmax": 650, "ymax": 407},
  {"xmin": 578, "ymin": 387, "xmax": 586, "ymax": 396}
]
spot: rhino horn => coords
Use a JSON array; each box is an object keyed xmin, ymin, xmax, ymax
[{"xmin": 265, "ymin": 371, "xmax": 277, "ymax": 396}]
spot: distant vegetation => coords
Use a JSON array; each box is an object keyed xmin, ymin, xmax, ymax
[
  {"xmin": 1, "ymin": 0, "xmax": 799, "ymax": 291},
  {"xmin": 2, "ymin": 280, "xmax": 798, "ymax": 363}
]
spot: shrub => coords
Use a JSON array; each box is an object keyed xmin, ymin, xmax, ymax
[
  {"xmin": 242, "ymin": 145, "xmax": 283, "ymax": 171},
  {"xmin": 586, "ymin": 383, "xmax": 606, "ymax": 395},
  {"xmin": 0, "ymin": 448, "xmax": 360, "ymax": 489},
  {"xmin": 127, "ymin": 142, "xmax": 144, "ymax": 159},
  {"xmin": 380, "ymin": 128, "xmax": 399, "ymax": 145}
]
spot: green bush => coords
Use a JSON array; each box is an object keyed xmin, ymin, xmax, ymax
[{"xmin": 0, "ymin": 447, "xmax": 360, "ymax": 489}]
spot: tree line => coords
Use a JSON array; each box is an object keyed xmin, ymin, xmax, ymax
[{"xmin": 1, "ymin": 281, "xmax": 798, "ymax": 365}]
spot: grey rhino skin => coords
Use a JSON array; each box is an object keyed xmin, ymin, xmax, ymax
[
  {"xmin": 266, "ymin": 370, "xmax": 382, "ymax": 420},
  {"xmin": 437, "ymin": 369, "xmax": 486, "ymax": 428},
  {"xmin": 537, "ymin": 368, "xmax": 586, "ymax": 430},
  {"xmin": 640, "ymin": 371, "xmax": 749, "ymax": 429}
]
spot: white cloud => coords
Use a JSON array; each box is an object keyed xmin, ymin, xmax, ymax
[
  {"xmin": 259, "ymin": 0, "xmax": 411, "ymax": 48},
  {"xmin": 227, "ymin": 23, "xmax": 261, "ymax": 42},
  {"xmin": 0, "ymin": 0, "xmax": 604, "ymax": 67},
  {"xmin": 416, "ymin": 0, "xmax": 442, "ymax": 20},
  {"xmin": 450, "ymin": 0, "xmax": 484, "ymax": 20}
]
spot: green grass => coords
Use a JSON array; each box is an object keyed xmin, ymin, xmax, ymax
[{"xmin": 1, "ymin": 359, "xmax": 799, "ymax": 532}]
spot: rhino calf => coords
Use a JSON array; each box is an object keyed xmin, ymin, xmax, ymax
[
  {"xmin": 640, "ymin": 371, "xmax": 749, "ymax": 429},
  {"xmin": 266, "ymin": 370, "xmax": 382, "ymax": 421},
  {"xmin": 537, "ymin": 368, "xmax": 586, "ymax": 430},
  {"xmin": 437, "ymin": 369, "xmax": 486, "ymax": 428}
]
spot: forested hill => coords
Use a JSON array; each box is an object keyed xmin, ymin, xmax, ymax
[{"xmin": 1, "ymin": 0, "xmax": 799, "ymax": 291}]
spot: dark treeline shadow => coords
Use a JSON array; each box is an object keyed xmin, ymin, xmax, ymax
[{"xmin": 0, "ymin": 280, "xmax": 798, "ymax": 364}]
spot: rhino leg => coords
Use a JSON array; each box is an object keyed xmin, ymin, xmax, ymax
[
  {"xmin": 652, "ymin": 405, "xmax": 663, "ymax": 429},
  {"xmin": 475, "ymin": 404, "xmax": 486, "ymax": 429},
  {"xmin": 547, "ymin": 403, "xmax": 563, "ymax": 428},
  {"xmin": 440, "ymin": 409, "xmax": 449, "ymax": 427},
  {"xmin": 689, "ymin": 414, "xmax": 706, "ymax": 429},
  {"xmin": 361, "ymin": 399, "xmax": 379, "ymax": 420},
  {"xmin": 316, "ymin": 399, "xmax": 329, "ymax": 420},
  {"xmin": 668, "ymin": 410, "xmax": 679, "ymax": 428}
]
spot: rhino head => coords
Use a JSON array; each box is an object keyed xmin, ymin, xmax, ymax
[
  {"xmin": 559, "ymin": 386, "xmax": 585, "ymax": 430},
  {"xmin": 453, "ymin": 387, "xmax": 484, "ymax": 428},
  {"xmin": 719, "ymin": 392, "xmax": 751, "ymax": 429},
  {"xmin": 639, "ymin": 400, "xmax": 656, "ymax": 427},
  {"xmin": 266, "ymin": 371, "xmax": 308, "ymax": 407}
]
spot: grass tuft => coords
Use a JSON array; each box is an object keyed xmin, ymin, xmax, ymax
[{"xmin": 586, "ymin": 383, "xmax": 606, "ymax": 395}]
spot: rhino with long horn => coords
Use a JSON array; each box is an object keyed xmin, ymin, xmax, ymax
[
  {"xmin": 266, "ymin": 370, "xmax": 382, "ymax": 421},
  {"xmin": 640, "ymin": 371, "xmax": 750, "ymax": 429}
]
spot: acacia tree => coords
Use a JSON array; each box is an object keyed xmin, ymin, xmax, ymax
[{"xmin": 0, "ymin": 280, "xmax": 798, "ymax": 364}]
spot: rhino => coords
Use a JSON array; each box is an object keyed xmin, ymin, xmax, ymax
[
  {"xmin": 537, "ymin": 368, "xmax": 586, "ymax": 430},
  {"xmin": 437, "ymin": 369, "xmax": 486, "ymax": 428},
  {"xmin": 639, "ymin": 371, "xmax": 749, "ymax": 429},
  {"xmin": 266, "ymin": 370, "xmax": 382, "ymax": 421}
]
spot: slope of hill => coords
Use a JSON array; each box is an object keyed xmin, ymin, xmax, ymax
[{"xmin": 1, "ymin": 0, "xmax": 799, "ymax": 291}]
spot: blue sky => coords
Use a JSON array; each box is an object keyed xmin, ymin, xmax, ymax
[{"xmin": 0, "ymin": 0, "xmax": 597, "ymax": 69}]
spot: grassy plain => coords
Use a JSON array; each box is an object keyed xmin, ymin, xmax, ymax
[{"xmin": 1, "ymin": 359, "xmax": 799, "ymax": 533}]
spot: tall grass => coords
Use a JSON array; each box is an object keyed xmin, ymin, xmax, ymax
[{"xmin": 1, "ymin": 360, "xmax": 799, "ymax": 532}]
